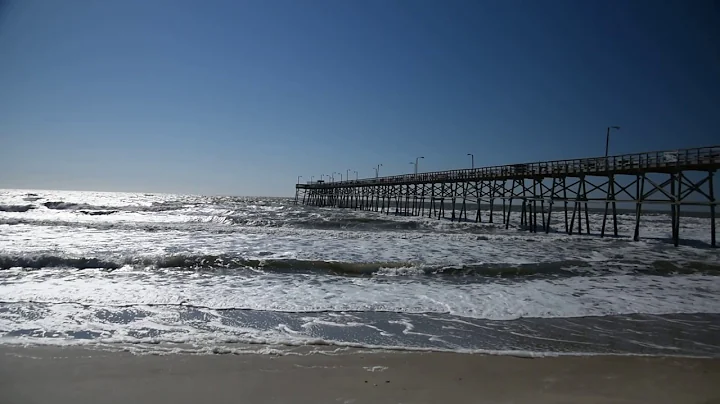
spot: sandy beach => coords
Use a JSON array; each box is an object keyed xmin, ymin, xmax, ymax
[{"xmin": 1, "ymin": 346, "xmax": 719, "ymax": 404}]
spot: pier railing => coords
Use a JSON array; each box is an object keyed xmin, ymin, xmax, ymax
[{"xmin": 300, "ymin": 146, "xmax": 720, "ymax": 188}]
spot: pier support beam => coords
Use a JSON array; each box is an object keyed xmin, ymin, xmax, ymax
[
  {"xmin": 710, "ymin": 170, "xmax": 716, "ymax": 248},
  {"xmin": 633, "ymin": 174, "xmax": 646, "ymax": 242}
]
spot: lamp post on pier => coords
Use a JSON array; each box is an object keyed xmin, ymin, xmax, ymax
[
  {"xmin": 605, "ymin": 126, "xmax": 620, "ymax": 157},
  {"xmin": 467, "ymin": 153, "xmax": 474, "ymax": 169},
  {"xmin": 354, "ymin": 171, "xmax": 359, "ymax": 180},
  {"xmin": 374, "ymin": 164, "xmax": 383, "ymax": 178},
  {"xmin": 297, "ymin": 175, "xmax": 302, "ymax": 184},
  {"xmin": 346, "ymin": 169, "xmax": 350, "ymax": 182},
  {"xmin": 311, "ymin": 176, "xmax": 315, "ymax": 183},
  {"xmin": 414, "ymin": 156, "xmax": 424, "ymax": 175}
]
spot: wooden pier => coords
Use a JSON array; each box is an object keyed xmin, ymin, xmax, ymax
[{"xmin": 295, "ymin": 146, "xmax": 720, "ymax": 247}]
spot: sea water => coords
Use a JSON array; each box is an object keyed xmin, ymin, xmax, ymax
[{"xmin": 1, "ymin": 189, "xmax": 719, "ymax": 356}]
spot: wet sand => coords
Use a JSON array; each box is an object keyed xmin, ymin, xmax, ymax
[{"xmin": 1, "ymin": 346, "xmax": 719, "ymax": 404}]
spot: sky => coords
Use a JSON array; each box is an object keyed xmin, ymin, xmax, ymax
[{"xmin": 0, "ymin": 0, "xmax": 718, "ymax": 196}]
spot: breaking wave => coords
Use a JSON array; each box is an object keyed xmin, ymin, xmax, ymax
[
  {"xmin": 42, "ymin": 201, "xmax": 187, "ymax": 212},
  {"xmin": 0, "ymin": 204, "xmax": 35, "ymax": 212},
  {"xmin": 226, "ymin": 215, "xmax": 429, "ymax": 231},
  {"xmin": 0, "ymin": 213, "xmax": 493, "ymax": 234},
  {"xmin": 0, "ymin": 217, "xmax": 239, "ymax": 233},
  {"xmin": 1, "ymin": 254, "xmax": 717, "ymax": 277},
  {"xmin": 78, "ymin": 210, "xmax": 118, "ymax": 216},
  {"xmin": 43, "ymin": 201, "xmax": 99, "ymax": 210}
]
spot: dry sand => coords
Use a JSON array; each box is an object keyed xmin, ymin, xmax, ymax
[{"xmin": 1, "ymin": 345, "xmax": 719, "ymax": 404}]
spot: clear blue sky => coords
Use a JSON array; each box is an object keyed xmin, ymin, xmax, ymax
[{"xmin": 1, "ymin": 0, "xmax": 718, "ymax": 196}]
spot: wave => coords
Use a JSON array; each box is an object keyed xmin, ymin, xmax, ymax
[
  {"xmin": 41, "ymin": 201, "xmax": 187, "ymax": 213},
  {"xmin": 0, "ymin": 300, "xmax": 717, "ymax": 357},
  {"xmin": 0, "ymin": 254, "xmax": 416, "ymax": 273},
  {"xmin": 295, "ymin": 217, "xmax": 427, "ymax": 231},
  {"xmin": 0, "ymin": 204, "xmax": 35, "ymax": 212},
  {"xmin": 1, "ymin": 211, "xmax": 486, "ymax": 234},
  {"xmin": 78, "ymin": 210, "xmax": 118, "ymax": 216},
  {"xmin": 1, "ymin": 254, "xmax": 717, "ymax": 277},
  {"xmin": 43, "ymin": 201, "xmax": 98, "ymax": 210},
  {"xmin": 0, "ymin": 217, "xmax": 239, "ymax": 233},
  {"xmin": 225, "ymin": 214, "xmax": 494, "ymax": 233}
]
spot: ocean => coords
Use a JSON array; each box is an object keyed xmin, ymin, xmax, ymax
[{"xmin": 1, "ymin": 189, "xmax": 719, "ymax": 357}]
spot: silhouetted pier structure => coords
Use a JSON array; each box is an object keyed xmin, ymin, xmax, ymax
[{"xmin": 295, "ymin": 146, "xmax": 720, "ymax": 247}]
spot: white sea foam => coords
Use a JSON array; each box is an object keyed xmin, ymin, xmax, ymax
[
  {"xmin": 1, "ymin": 267, "xmax": 719, "ymax": 319},
  {"xmin": 1, "ymin": 334, "xmax": 712, "ymax": 359}
]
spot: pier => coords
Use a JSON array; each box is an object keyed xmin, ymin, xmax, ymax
[{"xmin": 295, "ymin": 146, "xmax": 720, "ymax": 247}]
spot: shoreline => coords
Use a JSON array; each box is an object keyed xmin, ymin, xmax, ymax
[
  {"xmin": 2, "ymin": 338, "xmax": 720, "ymax": 359},
  {"xmin": 2, "ymin": 345, "xmax": 719, "ymax": 404}
]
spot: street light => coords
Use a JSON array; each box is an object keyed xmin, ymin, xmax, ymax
[
  {"xmin": 297, "ymin": 175, "xmax": 302, "ymax": 184},
  {"xmin": 467, "ymin": 153, "xmax": 474, "ymax": 169},
  {"xmin": 311, "ymin": 175, "xmax": 315, "ymax": 183},
  {"xmin": 605, "ymin": 126, "xmax": 620, "ymax": 157},
  {"xmin": 354, "ymin": 170, "xmax": 359, "ymax": 180},
  {"xmin": 346, "ymin": 169, "xmax": 350, "ymax": 182},
  {"xmin": 414, "ymin": 156, "xmax": 424, "ymax": 175},
  {"xmin": 374, "ymin": 164, "xmax": 383, "ymax": 178},
  {"xmin": 338, "ymin": 172, "xmax": 343, "ymax": 182}
]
